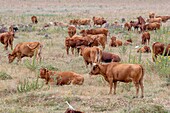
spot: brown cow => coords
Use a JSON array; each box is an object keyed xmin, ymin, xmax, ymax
[
  {"xmin": 149, "ymin": 12, "xmax": 155, "ymax": 18},
  {"xmin": 155, "ymin": 16, "xmax": 170, "ymax": 23},
  {"xmin": 109, "ymin": 36, "xmax": 122, "ymax": 47},
  {"xmin": 152, "ymin": 42, "xmax": 170, "ymax": 62},
  {"xmin": 124, "ymin": 39, "xmax": 132, "ymax": 46},
  {"xmin": 137, "ymin": 46, "xmax": 151, "ymax": 53},
  {"xmin": 68, "ymin": 25, "xmax": 76, "ymax": 37},
  {"xmin": 69, "ymin": 19, "xmax": 79, "ymax": 26},
  {"xmin": 8, "ymin": 42, "xmax": 42, "ymax": 63},
  {"xmin": 40, "ymin": 68, "xmax": 84, "ymax": 85},
  {"xmin": 146, "ymin": 18, "xmax": 162, "ymax": 23},
  {"xmin": 31, "ymin": 16, "xmax": 38, "ymax": 24},
  {"xmin": 78, "ymin": 18, "xmax": 91, "ymax": 27},
  {"xmin": 0, "ymin": 26, "xmax": 14, "ymax": 50},
  {"xmin": 130, "ymin": 21, "xmax": 139, "ymax": 31},
  {"xmin": 143, "ymin": 22, "xmax": 161, "ymax": 31},
  {"xmin": 89, "ymin": 62, "xmax": 144, "ymax": 98},
  {"xmin": 79, "ymin": 46, "xmax": 102, "ymax": 67},
  {"xmin": 101, "ymin": 51, "xmax": 121, "ymax": 63},
  {"xmin": 65, "ymin": 108, "xmax": 84, "ymax": 113},
  {"xmin": 124, "ymin": 22, "xmax": 131, "ymax": 31},
  {"xmin": 92, "ymin": 16, "xmax": 107, "ymax": 27},
  {"xmin": 141, "ymin": 32, "xmax": 150, "ymax": 45},
  {"xmin": 80, "ymin": 28, "xmax": 108, "ymax": 37}
]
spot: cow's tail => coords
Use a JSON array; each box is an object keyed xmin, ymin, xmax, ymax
[{"xmin": 139, "ymin": 65, "xmax": 144, "ymax": 83}]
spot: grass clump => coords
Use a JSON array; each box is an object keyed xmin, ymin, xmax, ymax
[{"xmin": 0, "ymin": 72, "xmax": 12, "ymax": 80}]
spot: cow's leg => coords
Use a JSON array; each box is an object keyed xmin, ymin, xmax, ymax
[
  {"xmin": 133, "ymin": 82, "xmax": 139, "ymax": 98},
  {"xmin": 148, "ymin": 39, "xmax": 150, "ymax": 45},
  {"xmin": 139, "ymin": 80, "xmax": 144, "ymax": 98},
  {"xmin": 108, "ymin": 78, "xmax": 113, "ymax": 94},
  {"xmin": 113, "ymin": 82, "xmax": 117, "ymax": 95},
  {"xmin": 4, "ymin": 43, "xmax": 8, "ymax": 50},
  {"xmin": 9, "ymin": 40, "xmax": 13, "ymax": 50},
  {"xmin": 71, "ymin": 48, "xmax": 74, "ymax": 55},
  {"xmin": 66, "ymin": 47, "xmax": 69, "ymax": 55},
  {"xmin": 16, "ymin": 53, "xmax": 22, "ymax": 64}
]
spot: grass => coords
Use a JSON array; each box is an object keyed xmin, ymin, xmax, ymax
[{"xmin": 0, "ymin": 0, "xmax": 170, "ymax": 112}]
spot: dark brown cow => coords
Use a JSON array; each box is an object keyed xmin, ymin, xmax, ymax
[
  {"xmin": 65, "ymin": 108, "xmax": 84, "ymax": 113},
  {"xmin": 109, "ymin": 36, "xmax": 122, "ymax": 47},
  {"xmin": 141, "ymin": 32, "xmax": 150, "ymax": 45},
  {"xmin": 8, "ymin": 42, "xmax": 42, "ymax": 63},
  {"xmin": 101, "ymin": 51, "xmax": 121, "ymax": 63},
  {"xmin": 0, "ymin": 26, "xmax": 14, "ymax": 50},
  {"xmin": 40, "ymin": 68, "xmax": 84, "ymax": 85},
  {"xmin": 31, "ymin": 16, "xmax": 38, "ymax": 24},
  {"xmin": 89, "ymin": 62, "xmax": 144, "ymax": 98},
  {"xmin": 130, "ymin": 21, "xmax": 139, "ymax": 31},
  {"xmin": 79, "ymin": 46, "xmax": 102, "ymax": 68},
  {"xmin": 137, "ymin": 46, "xmax": 151, "ymax": 53},
  {"xmin": 68, "ymin": 25, "xmax": 76, "ymax": 37},
  {"xmin": 155, "ymin": 16, "xmax": 170, "ymax": 23},
  {"xmin": 152, "ymin": 42, "xmax": 170, "ymax": 62}
]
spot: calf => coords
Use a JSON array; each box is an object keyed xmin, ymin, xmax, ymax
[
  {"xmin": 31, "ymin": 16, "xmax": 38, "ymax": 24},
  {"xmin": 89, "ymin": 62, "xmax": 144, "ymax": 98},
  {"xmin": 0, "ymin": 26, "xmax": 14, "ymax": 50},
  {"xmin": 152, "ymin": 42, "xmax": 170, "ymax": 62},
  {"xmin": 8, "ymin": 42, "xmax": 42, "ymax": 63},
  {"xmin": 79, "ymin": 46, "xmax": 102, "ymax": 68},
  {"xmin": 40, "ymin": 68, "xmax": 84, "ymax": 85},
  {"xmin": 101, "ymin": 51, "xmax": 121, "ymax": 62},
  {"xmin": 137, "ymin": 46, "xmax": 151, "ymax": 53},
  {"xmin": 141, "ymin": 32, "xmax": 150, "ymax": 45},
  {"xmin": 109, "ymin": 36, "xmax": 122, "ymax": 47},
  {"xmin": 68, "ymin": 25, "xmax": 76, "ymax": 37}
]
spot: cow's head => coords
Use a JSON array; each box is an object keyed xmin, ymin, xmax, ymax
[
  {"xmin": 8, "ymin": 54, "xmax": 16, "ymax": 63},
  {"xmin": 40, "ymin": 68, "xmax": 49, "ymax": 79},
  {"xmin": 89, "ymin": 63, "xmax": 101, "ymax": 76}
]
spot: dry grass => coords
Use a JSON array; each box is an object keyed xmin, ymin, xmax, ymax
[{"xmin": 0, "ymin": 0, "xmax": 170, "ymax": 113}]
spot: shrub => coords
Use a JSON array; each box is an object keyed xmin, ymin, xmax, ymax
[{"xmin": 0, "ymin": 72, "xmax": 12, "ymax": 80}]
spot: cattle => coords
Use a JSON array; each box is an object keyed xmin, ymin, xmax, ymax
[
  {"xmin": 79, "ymin": 46, "xmax": 102, "ymax": 67},
  {"xmin": 141, "ymin": 32, "xmax": 150, "ymax": 45},
  {"xmin": 65, "ymin": 35, "xmax": 92, "ymax": 55},
  {"xmin": 89, "ymin": 62, "xmax": 144, "ymax": 98},
  {"xmin": 124, "ymin": 39, "xmax": 132, "ymax": 46},
  {"xmin": 124, "ymin": 22, "xmax": 131, "ymax": 31},
  {"xmin": 101, "ymin": 51, "xmax": 121, "ymax": 63},
  {"xmin": 8, "ymin": 42, "xmax": 42, "ymax": 63},
  {"xmin": 80, "ymin": 28, "xmax": 108, "ymax": 37},
  {"xmin": 54, "ymin": 22, "xmax": 68, "ymax": 27},
  {"xmin": 130, "ymin": 21, "xmax": 139, "ymax": 31},
  {"xmin": 149, "ymin": 12, "xmax": 155, "ymax": 18},
  {"xmin": 137, "ymin": 46, "xmax": 151, "ymax": 53},
  {"xmin": 77, "ymin": 18, "xmax": 91, "ymax": 27},
  {"xmin": 68, "ymin": 25, "xmax": 76, "ymax": 37},
  {"xmin": 40, "ymin": 68, "xmax": 84, "ymax": 85},
  {"xmin": 155, "ymin": 16, "xmax": 170, "ymax": 23},
  {"xmin": 109, "ymin": 36, "xmax": 122, "ymax": 47},
  {"xmin": 65, "ymin": 108, "xmax": 84, "ymax": 113},
  {"xmin": 137, "ymin": 16, "xmax": 146, "ymax": 25},
  {"xmin": 152, "ymin": 42, "xmax": 170, "ymax": 62},
  {"xmin": 92, "ymin": 16, "xmax": 107, "ymax": 27},
  {"xmin": 31, "ymin": 16, "xmax": 38, "ymax": 24},
  {"xmin": 143, "ymin": 22, "xmax": 161, "ymax": 31},
  {"xmin": 69, "ymin": 19, "xmax": 79, "ymax": 26},
  {"xmin": 0, "ymin": 26, "xmax": 14, "ymax": 50},
  {"xmin": 146, "ymin": 18, "xmax": 162, "ymax": 23}
]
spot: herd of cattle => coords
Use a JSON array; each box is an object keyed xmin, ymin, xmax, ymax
[{"xmin": 0, "ymin": 12, "xmax": 170, "ymax": 103}]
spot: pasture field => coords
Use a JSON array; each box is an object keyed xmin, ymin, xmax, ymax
[{"xmin": 0, "ymin": 0, "xmax": 170, "ymax": 113}]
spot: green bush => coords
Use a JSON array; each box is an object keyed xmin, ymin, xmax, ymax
[{"xmin": 0, "ymin": 72, "xmax": 12, "ymax": 80}]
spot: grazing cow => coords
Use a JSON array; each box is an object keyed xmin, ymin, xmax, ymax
[
  {"xmin": 109, "ymin": 36, "xmax": 122, "ymax": 47},
  {"xmin": 40, "ymin": 68, "xmax": 84, "ymax": 85},
  {"xmin": 141, "ymin": 32, "xmax": 150, "ymax": 45},
  {"xmin": 149, "ymin": 12, "xmax": 155, "ymax": 18},
  {"xmin": 0, "ymin": 26, "xmax": 14, "ymax": 50},
  {"xmin": 155, "ymin": 16, "xmax": 170, "ymax": 23},
  {"xmin": 31, "ymin": 16, "xmax": 38, "ymax": 24},
  {"xmin": 80, "ymin": 28, "xmax": 108, "ymax": 37},
  {"xmin": 68, "ymin": 25, "xmax": 76, "ymax": 37},
  {"xmin": 89, "ymin": 62, "xmax": 144, "ymax": 98},
  {"xmin": 146, "ymin": 18, "xmax": 162, "ymax": 23},
  {"xmin": 8, "ymin": 42, "xmax": 42, "ymax": 63},
  {"xmin": 101, "ymin": 51, "xmax": 121, "ymax": 63},
  {"xmin": 124, "ymin": 39, "xmax": 132, "ymax": 46},
  {"xmin": 92, "ymin": 16, "xmax": 107, "ymax": 27},
  {"xmin": 79, "ymin": 46, "xmax": 102, "ymax": 67},
  {"xmin": 137, "ymin": 46, "xmax": 151, "ymax": 53},
  {"xmin": 143, "ymin": 22, "xmax": 161, "ymax": 31},
  {"xmin": 77, "ymin": 18, "xmax": 91, "ymax": 27},
  {"xmin": 152, "ymin": 42, "xmax": 170, "ymax": 62},
  {"xmin": 124, "ymin": 22, "xmax": 131, "ymax": 31}
]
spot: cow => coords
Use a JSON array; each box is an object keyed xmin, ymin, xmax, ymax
[
  {"xmin": 68, "ymin": 25, "xmax": 76, "ymax": 37},
  {"xmin": 130, "ymin": 21, "xmax": 139, "ymax": 31},
  {"xmin": 143, "ymin": 22, "xmax": 161, "ymax": 31},
  {"xmin": 79, "ymin": 46, "xmax": 102, "ymax": 68},
  {"xmin": 124, "ymin": 39, "xmax": 132, "ymax": 46},
  {"xmin": 124, "ymin": 22, "xmax": 131, "ymax": 31},
  {"xmin": 92, "ymin": 16, "xmax": 107, "ymax": 27},
  {"xmin": 155, "ymin": 16, "xmax": 170, "ymax": 23},
  {"xmin": 40, "ymin": 68, "xmax": 84, "ymax": 85},
  {"xmin": 8, "ymin": 42, "xmax": 42, "ymax": 63},
  {"xmin": 31, "ymin": 16, "xmax": 38, "ymax": 24},
  {"xmin": 89, "ymin": 62, "xmax": 144, "ymax": 98},
  {"xmin": 146, "ymin": 18, "xmax": 162, "ymax": 23},
  {"xmin": 77, "ymin": 18, "xmax": 91, "ymax": 27},
  {"xmin": 80, "ymin": 28, "xmax": 108, "ymax": 37},
  {"xmin": 101, "ymin": 51, "xmax": 121, "ymax": 63},
  {"xmin": 109, "ymin": 36, "xmax": 122, "ymax": 47},
  {"xmin": 0, "ymin": 26, "xmax": 14, "ymax": 50},
  {"xmin": 152, "ymin": 42, "xmax": 170, "ymax": 62},
  {"xmin": 69, "ymin": 19, "xmax": 79, "ymax": 26},
  {"xmin": 149, "ymin": 12, "xmax": 155, "ymax": 18},
  {"xmin": 141, "ymin": 32, "xmax": 150, "ymax": 45},
  {"xmin": 65, "ymin": 108, "xmax": 84, "ymax": 113},
  {"xmin": 137, "ymin": 46, "xmax": 151, "ymax": 53}
]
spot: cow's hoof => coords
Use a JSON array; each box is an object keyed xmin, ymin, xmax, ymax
[{"xmin": 140, "ymin": 95, "xmax": 144, "ymax": 98}]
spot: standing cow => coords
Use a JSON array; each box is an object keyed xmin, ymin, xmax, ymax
[{"xmin": 31, "ymin": 16, "xmax": 38, "ymax": 24}]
